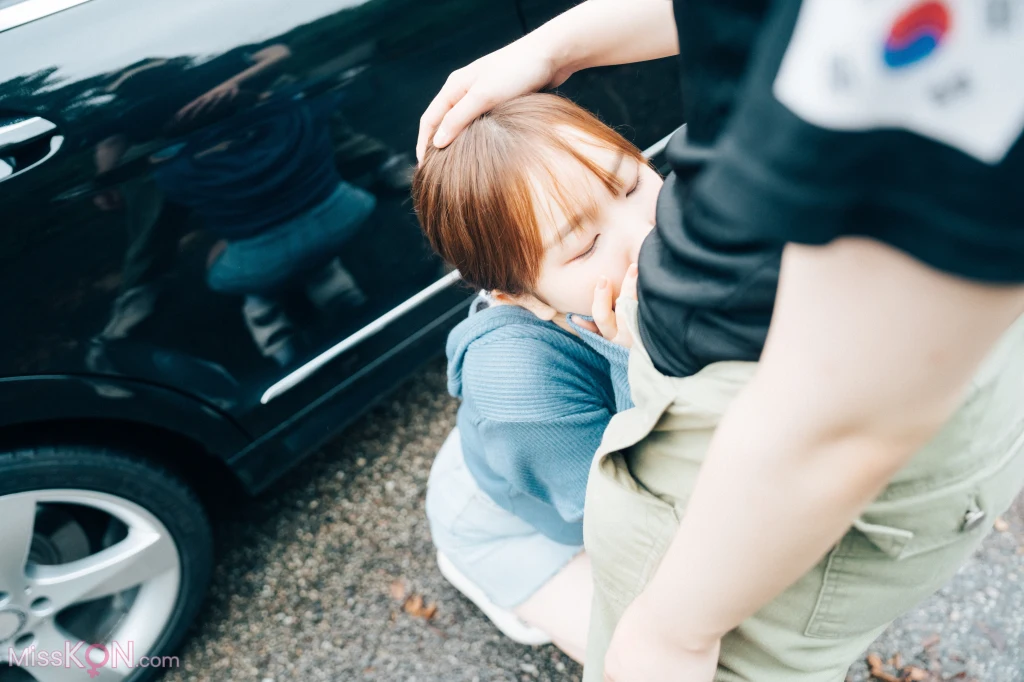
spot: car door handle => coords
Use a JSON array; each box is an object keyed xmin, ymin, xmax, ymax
[{"xmin": 0, "ymin": 116, "xmax": 64, "ymax": 181}]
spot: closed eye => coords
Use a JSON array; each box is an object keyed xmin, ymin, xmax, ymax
[
  {"xmin": 573, "ymin": 234, "xmax": 600, "ymax": 262},
  {"xmin": 625, "ymin": 171, "xmax": 641, "ymax": 197}
]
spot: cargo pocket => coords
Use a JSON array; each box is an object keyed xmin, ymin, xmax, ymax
[
  {"xmin": 805, "ymin": 428, "xmax": 1024, "ymax": 639},
  {"xmin": 585, "ymin": 447, "xmax": 679, "ymax": 616},
  {"xmin": 584, "ymin": 390, "xmax": 680, "ymax": 616}
]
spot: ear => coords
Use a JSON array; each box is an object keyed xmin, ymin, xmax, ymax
[{"xmin": 492, "ymin": 291, "xmax": 558, "ymax": 321}]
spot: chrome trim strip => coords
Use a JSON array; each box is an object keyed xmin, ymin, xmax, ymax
[
  {"xmin": 259, "ymin": 125, "xmax": 680, "ymax": 404},
  {"xmin": 0, "ymin": 0, "xmax": 93, "ymax": 33},
  {"xmin": 260, "ymin": 269, "xmax": 463, "ymax": 404},
  {"xmin": 642, "ymin": 130, "xmax": 675, "ymax": 160}
]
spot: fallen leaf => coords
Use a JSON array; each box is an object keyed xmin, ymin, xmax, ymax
[
  {"xmin": 921, "ymin": 634, "xmax": 941, "ymax": 649},
  {"xmin": 993, "ymin": 516, "xmax": 1010, "ymax": 532},
  {"xmin": 403, "ymin": 594, "xmax": 438, "ymax": 620},
  {"xmin": 404, "ymin": 594, "xmax": 423, "ymax": 613},
  {"xmin": 866, "ymin": 653, "xmax": 901, "ymax": 682},
  {"xmin": 389, "ymin": 579, "xmax": 407, "ymax": 601},
  {"xmin": 903, "ymin": 666, "xmax": 928, "ymax": 681}
]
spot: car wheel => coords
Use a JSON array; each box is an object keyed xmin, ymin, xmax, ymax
[{"xmin": 0, "ymin": 445, "xmax": 214, "ymax": 681}]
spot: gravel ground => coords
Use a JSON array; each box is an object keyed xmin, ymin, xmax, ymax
[{"xmin": 163, "ymin": 359, "xmax": 1024, "ymax": 682}]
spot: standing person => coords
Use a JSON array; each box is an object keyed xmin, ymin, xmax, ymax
[{"xmin": 417, "ymin": 1, "xmax": 1024, "ymax": 681}]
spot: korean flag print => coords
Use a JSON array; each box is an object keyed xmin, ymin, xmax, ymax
[{"xmin": 773, "ymin": 0, "xmax": 1024, "ymax": 164}]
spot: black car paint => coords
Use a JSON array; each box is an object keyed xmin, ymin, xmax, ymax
[{"xmin": 0, "ymin": 0, "xmax": 681, "ymax": 494}]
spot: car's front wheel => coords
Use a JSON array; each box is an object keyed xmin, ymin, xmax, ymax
[{"xmin": 0, "ymin": 445, "xmax": 214, "ymax": 682}]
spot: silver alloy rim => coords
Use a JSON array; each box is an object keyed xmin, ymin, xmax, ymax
[{"xmin": 0, "ymin": 489, "xmax": 181, "ymax": 681}]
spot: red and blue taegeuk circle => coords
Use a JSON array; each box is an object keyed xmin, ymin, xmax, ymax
[{"xmin": 883, "ymin": 1, "xmax": 952, "ymax": 68}]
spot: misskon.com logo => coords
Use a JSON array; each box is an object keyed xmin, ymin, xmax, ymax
[{"xmin": 8, "ymin": 641, "xmax": 179, "ymax": 678}]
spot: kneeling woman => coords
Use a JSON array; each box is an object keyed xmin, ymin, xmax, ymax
[{"xmin": 412, "ymin": 94, "xmax": 659, "ymax": 661}]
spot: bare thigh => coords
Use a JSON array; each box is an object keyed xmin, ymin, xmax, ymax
[{"xmin": 514, "ymin": 552, "xmax": 593, "ymax": 664}]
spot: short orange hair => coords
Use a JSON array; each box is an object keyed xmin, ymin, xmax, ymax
[{"xmin": 412, "ymin": 93, "xmax": 646, "ymax": 296}]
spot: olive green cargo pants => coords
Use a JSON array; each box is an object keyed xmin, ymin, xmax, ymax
[{"xmin": 583, "ymin": 301, "xmax": 1024, "ymax": 682}]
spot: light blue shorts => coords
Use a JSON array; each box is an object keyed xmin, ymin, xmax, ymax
[{"xmin": 425, "ymin": 429, "xmax": 584, "ymax": 609}]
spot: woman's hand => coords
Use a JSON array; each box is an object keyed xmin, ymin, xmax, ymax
[
  {"xmin": 415, "ymin": 37, "xmax": 570, "ymax": 162},
  {"xmin": 589, "ymin": 263, "xmax": 638, "ymax": 348},
  {"xmin": 604, "ymin": 595, "xmax": 721, "ymax": 682}
]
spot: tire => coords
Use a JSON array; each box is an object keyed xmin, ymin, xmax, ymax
[{"xmin": 0, "ymin": 445, "xmax": 214, "ymax": 681}]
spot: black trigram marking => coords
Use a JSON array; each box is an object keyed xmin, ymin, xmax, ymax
[
  {"xmin": 986, "ymin": 0, "xmax": 1013, "ymax": 31},
  {"xmin": 830, "ymin": 55, "xmax": 855, "ymax": 92},
  {"xmin": 931, "ymin": 73, "xmax": 972, "ymax": 106}
]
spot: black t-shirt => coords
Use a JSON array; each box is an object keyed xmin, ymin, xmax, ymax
[{"xmin": 638, "ymin": 0, "xmax": 1024, "ymax": 378}]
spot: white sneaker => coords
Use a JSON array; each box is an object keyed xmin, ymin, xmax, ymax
[{"xmin": 435, "ymin": 551, "xmax": 552, "ymax": 646}]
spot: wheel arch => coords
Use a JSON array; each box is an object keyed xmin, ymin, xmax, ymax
[{"xmin": 0, "ymin": 374, "xmax": 255, "ymax": 503}]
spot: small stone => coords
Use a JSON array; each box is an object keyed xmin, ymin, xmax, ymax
[
  {"xmin": 309, "ymin": 500, "xmax": 319, "ymax": 510},
  {"xmin": 356, "ymin": 457, "xmax": 367, "ymax": 467},
  {"xmin": 993, "ymin": 516, "xmax": 1010, "ymax": 532},
  {"xmin": 519, "ymin": 663, "xmax": 538, "ymax": 676},
  {"xmin": 335, "ymin": 471, "xmax": 346, "ymax": 480},
  {"xmin": 385, "ymin": 481, "xmax": 396, "ymax": 492},
  {"xmin": 554, "ymin": 661, "xmax": 566, "ymax": 672}
]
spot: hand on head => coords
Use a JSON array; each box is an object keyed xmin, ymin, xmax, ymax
[{"xmin": 415, "ymin": 40, "xmax": 570, "ymax": 163}]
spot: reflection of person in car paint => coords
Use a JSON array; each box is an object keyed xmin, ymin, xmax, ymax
[
  {"xmin": 152, "ymin": 66, "xmax": 377, "ymax": 365},
  {"xmin": 90, "ymin": 43, "xmax": 413, "ymax": 366},
  {"xmin": 89, "ymin": 45, "xmax": 302, "ymax": 361}
]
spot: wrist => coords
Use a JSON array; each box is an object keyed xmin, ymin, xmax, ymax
[
  {"xmin": 527, "ymin": 18, "xmax": 578, "ymax": 85},
  {"xmin": 632, "ymin": 588, "xmax": 725, "ymax": 653}
]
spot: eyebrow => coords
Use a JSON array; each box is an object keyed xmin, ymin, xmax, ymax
[{"xmin": 544, "ymin": 151, "xmax": 627, "ymax": 249}]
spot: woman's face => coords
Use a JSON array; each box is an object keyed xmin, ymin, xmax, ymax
[{"xmin": 507, "ymin": 136, "xmax": 662, "ymax": 324}]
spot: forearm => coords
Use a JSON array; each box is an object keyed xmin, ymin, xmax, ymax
[
  {"xmin": 530, "ymin": 0, "xmax": 679, "ymax": 81},
  {"xmin": 636, "ymin": 238, "xmax": 1024, "ymax": 648},
  {"xmin": 639, "ymin": 376, "xmax": 934, "ymax": 647},
  {"xmin": 232, "ymin": 44, "xmax": 292, "ymax": 86}
]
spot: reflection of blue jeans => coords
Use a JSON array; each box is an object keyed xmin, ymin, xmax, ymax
[{"xmin": 206, "ymin": 182, "xmax": 375, "ymax": 295}]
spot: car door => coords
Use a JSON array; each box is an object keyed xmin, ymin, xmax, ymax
[{"xmin": 0, "ymin": 0, "xmax": 523, "ymax": 438}]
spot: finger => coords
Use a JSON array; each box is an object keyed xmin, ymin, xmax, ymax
[
  {"xmin": 176, "ymin": 102, "xmax": 197, "ymax": 122},
  {"xmin": 618, "ymin": 263, "xmax": 639, "ymax": 302},
  {"xmin": 416, "ymin": 72, "xmax": 470, "ymax": 162},
  {"xmin": 592, "ymin": 277, "xmax": 617, "ymax": 340},
  {"xmin": 432, "ymin": 89, "xmax": 493, "ymax": 149},
  {"xmin": 189, "ymin": 100, "xmax": 209, "ymax": 120}
]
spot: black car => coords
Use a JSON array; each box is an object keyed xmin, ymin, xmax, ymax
[{"xmin": 0, "ymin": 0, "xmax": 680, "ymax": 678}]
